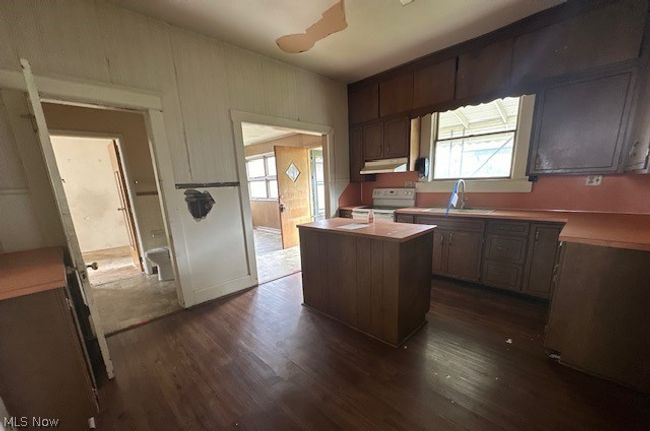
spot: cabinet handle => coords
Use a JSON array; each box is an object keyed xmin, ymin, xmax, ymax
[
  {"xmin": 449, "ymin": 232, "xmax": 454, "ymax": 246},
  {"xmin": 535, "ymin": 230, "xmax": 540, "ymax": 241}
]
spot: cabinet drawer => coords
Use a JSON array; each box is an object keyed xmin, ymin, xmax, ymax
[
  {"xmin": 395, "ymin": 214, "xmax": 414, "ymax": 223},
  {"xmin": 485, "ymin": 234, "xmax": 527, "ymax": 264},
  {"xmin": 482, "ymin": 261, "xmax": 523, "ymax": 291},
  {"xmin": 415, "ymin": 216, "xmax": 485, "ymax": 232},
  {"xmin": 487, "ymin": 220, "xmax": 529, "ymax": 236}
]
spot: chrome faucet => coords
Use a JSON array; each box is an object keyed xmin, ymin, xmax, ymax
[
  {"xmin": 446, "ymin": 178, "xmax": 467, "ymax": 214},
  {"xmin": 456, "ymin": 179, "xmax": 467, "ymax": 209}
]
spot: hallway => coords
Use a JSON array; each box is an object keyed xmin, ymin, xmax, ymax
[{"xmin": 254, "ymin": 229, "xmax": 301, "ymax": 283}]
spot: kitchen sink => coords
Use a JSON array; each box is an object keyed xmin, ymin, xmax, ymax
[{"xmin": 425, "ymin": 208, "xmax": 496, "ymax": 215}]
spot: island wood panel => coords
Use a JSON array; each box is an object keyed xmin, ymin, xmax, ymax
[
  {"xmin": 299, "ymin": 226, "xmax": 433, "ymax": 346},
  {"xmin": 545, "ymin": 242, "xmax": 650, "ymax": 393}
]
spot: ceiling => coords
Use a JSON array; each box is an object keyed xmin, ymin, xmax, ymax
[
  {"xmin": 110, "ymin": 0, "xmax": 563, "ymax": 83},
  {"xmin": 241, "ymin": 123, "xmax": 297, "ymax": 146}
]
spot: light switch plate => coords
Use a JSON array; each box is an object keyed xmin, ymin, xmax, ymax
[{"xmin": 586, "ymin": 175, "xmax": 603, "ymax": 186}]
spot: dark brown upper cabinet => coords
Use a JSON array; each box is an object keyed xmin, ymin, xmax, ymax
[
  {"xmin": 528, "ymin": 68, "xmax": 635, "ymax": 175},
  {"xmin": 382, "ymin": 116, "xmax": 410, "ymax": 159},
  {"xmin": 379, "ymin": 72, "xmax": 413, "ymax": 117},
  {"xmin": 456, "ymin": 39, "xmax": 513, "ymax": 101},
  {"xmin": 349, "ymin": 84, "xmax": 379, "ymax": 125},
  {"xmin": 362, "ymin": 121, "xmax": 383, "ymax": 161},
  {"xmin": 412, "ymin": 58, "xmax": 456, "ymax": 110},
  {"xmin": 512, "ymin": 0, "xmax": 646, "ymax": 87}
]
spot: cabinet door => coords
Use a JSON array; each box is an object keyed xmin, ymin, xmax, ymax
[
  {"xmin": 379, "ymin": 72, "xmax": 413, "ymax": 117},
  {"xmin": 362, "ymin": 122, "xmax": 383, "ymax": 161},
  {"xmin": 529, "ymin": 70, "xmax": 634, "ymax": 175},
  {"xmin": 512, "ymin": 0, "xmax": 646, "ymax": 86},
  {"xmin": 349, "ymin": 84, "xmax": 379, "ymax": 124},
  {"xmin": 382, "ymin": 116, "xmax": 410, "ymax": 159},
  {"xmin": 349, "ymin": 127, "xmax": 364, "ymax": 182},
  {"xmin": 456, "ymin": 38, "xmax": 513, "ymax": 101},
  {"xmin": 431, "ymin": 230, "xmax": 447, "ymax": 276},
  {"xmin": 446, "ymin": 230, "xmax": 483, "ymax": 282},
  {"xmin": 522, "ymin": 224, "xmax": 561, "ymax": 298},
  {"xmin": 413, "ymin": 58, "xmax": 456, "ymax": 110}
]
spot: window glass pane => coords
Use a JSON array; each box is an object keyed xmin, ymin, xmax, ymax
[
  {"xmin": 433, "ymin": 131, "xmax": 515, "ymax": 179},
  {"xmin": 317, "ymin": 184, "xmax": 325, "ymax": 214},
  {"xmin": 438, "ymin": 97, "xmax": 520, "ymax": 140},
  {"xmin": 246, "ymin": 158, "xmax": 265, "ymax": 178},
  {"xmin": 268, "ymin": 180, "xmax": 278, "ymax": 198},
  {"xmin": 315, "ymin": 161, "xmax": 324, "ymax": 182},
  {"xmin": 266, "ymin": 156, "xmax": 276, "ymax": 176},
  {"xmin": 249, "ymin": 180, "xmax": 267, "ymax": 198}
]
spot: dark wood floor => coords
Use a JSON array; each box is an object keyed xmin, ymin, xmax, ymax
[{"xmin": 97, "ymin": 275, "xmax": 650, "ymax": 430}]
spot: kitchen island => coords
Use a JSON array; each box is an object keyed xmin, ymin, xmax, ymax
[{"xmin": 298, "ymin": 218, "xmax": 435, "ymax": 346}]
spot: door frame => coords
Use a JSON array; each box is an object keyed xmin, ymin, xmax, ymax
[
  {"xmin": 0, "ymin": 63, "xmax": 187, "ymax": 378},
  {"xmin": 48, "ymin": 130, "xmax": 146, "ymax": 270},
  {"xmin": 230, "ymin": 110, "xmax": 333, "ymax": 284}
]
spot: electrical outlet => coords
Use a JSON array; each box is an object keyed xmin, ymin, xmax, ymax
[{"xmin": 585, "ymin": 175, "xmax": 603, "ymax": 186}]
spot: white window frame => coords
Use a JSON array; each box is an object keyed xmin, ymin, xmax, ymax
[
  {"xmin": 246, "ymin": 154, "xmax": 277, "ymax": 201},
  {"xmin": 417, "ymin": 94, "xmax": 535, "ymax": 193}
]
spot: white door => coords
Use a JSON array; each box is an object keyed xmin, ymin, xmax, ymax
[{"xmin": 20, "ymin": 59, "xmax": 114, "ymax": 378}]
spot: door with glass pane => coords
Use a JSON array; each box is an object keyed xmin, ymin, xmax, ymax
[{"xmin": 274, "ymin": 146, "xmax": 311, "ymax": 249}]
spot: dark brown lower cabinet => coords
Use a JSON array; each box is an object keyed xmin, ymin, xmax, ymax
[
  {"xmin": 522, "ymin": 223, "xmax": 563, "ymax": 298},
  {"xmin": 545, "ymin": 242, "xmax": 650, "ymax": 393},
  {"xmin": 403, "ymin": 215, "xmax": 562, "ymax": 299}
]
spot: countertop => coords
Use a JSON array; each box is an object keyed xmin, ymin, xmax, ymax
[
  {"xmin": 298, "ymin": 218, "xmax": 436, "ymax": 242},
  {"xmin": 0, "ymin": 247, "xmax": 66, "ymax": 301},
  {"xmin": 395, "ymin": 207, "xmax": 650, "ymax": 252}
]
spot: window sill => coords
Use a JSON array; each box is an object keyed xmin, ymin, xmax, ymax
[{"xmin": 416, "ymin": 178, "xmax": 533, "ymax": 193}]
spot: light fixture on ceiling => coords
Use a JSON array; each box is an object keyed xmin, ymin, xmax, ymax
[
  {"xmin": 400, "ymin": 0, "xmax": 415, "ymax": 5},
  {"xmin": 276, "ymin": 0, "xmax": 347, "ymax": 54}
]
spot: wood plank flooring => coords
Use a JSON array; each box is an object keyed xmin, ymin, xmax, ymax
[{"xmin": 97, "ymin": 275, "xmax": 650, "ymax": 430}]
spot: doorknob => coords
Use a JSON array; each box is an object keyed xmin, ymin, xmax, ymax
[
  {"xmin": 279, "ymin": 202, "xmax": 286, "ymax": 213},
  {"xmin": 86, "ymin": 262, "xmax": 99, "ymax": 270},
  {"xmin": 117, "ymin": 207, "xmax": 126, "ymax": 211}
]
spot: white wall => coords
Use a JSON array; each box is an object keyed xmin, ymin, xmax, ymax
[
  {"xmin": 51, "ymin": 136, "xmax": 131, "ymax": 253},
  {"xmin": 0, "ymin": 0, "xmax": 348, "ymax": 306}
]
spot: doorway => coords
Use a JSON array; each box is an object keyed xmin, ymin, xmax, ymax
[
  {"xmin": 45, "ymin": 103, "xmax": 182, "ymax": 335},
  {"xmin": 241, "ymin": 122, "xmax": 327, "ymax": 284}
]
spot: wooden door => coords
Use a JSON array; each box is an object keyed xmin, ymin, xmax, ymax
[
  {"xmin": 382, "ymin": 116, "xmax": 410, "ymax": 159},
  {"xmin": 107, "ymin": 141, "xmax": 142, "ymax": 270},
  {"xmin": 275, "ymin": 145, "xmax": 312, "ymax": 249},
  {"xmin": 19, "ymin": 59, "xmax": 114, "ymax": 378},
  {"xmin": 528, "ymin": 70, "xmax": 634, "ymax": 175},
  {"xmin": 446, "ymin": 230, "xmax": 483, "ymax": 282},
  {"xmin": 522, "ymin": 224, "xmax": 562, "ymax": 298},
  {"xmin": 362, "ymin": 121, "xmax": 382, "ymax": 160},
  {"xmin": 431, "ymin": 230, "xmax": 447, "ymax": 276}
]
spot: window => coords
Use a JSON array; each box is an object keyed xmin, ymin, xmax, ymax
[
  {"xmin": 432, "ymin": 97, "xmax": 520, "ymax": 180},
  {"xmin": 246, "ymin": 154, "xmax": 277, "ymax": 199},
  {"xmin": 310, "ymin": 148, "xmax": 325, "ymax": 219}
]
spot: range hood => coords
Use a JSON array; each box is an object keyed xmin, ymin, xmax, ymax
[{"xmin": 360, "ymin": 157, "xmax": 408, "ymax": 175}]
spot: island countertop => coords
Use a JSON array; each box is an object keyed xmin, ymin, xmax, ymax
[{"xmin": 297, "ymin": 218, "xmax": 436, "ymax": 242}]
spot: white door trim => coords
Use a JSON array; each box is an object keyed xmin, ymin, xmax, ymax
[{"xmin": 230, "ymin": 110, "xmax": 334, "ymax": 283}]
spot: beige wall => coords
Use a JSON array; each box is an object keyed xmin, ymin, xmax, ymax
[
  {"xmin": 43, "ymin": 102, "xmax": 167, "ymax": 252},
  {"xmin": 251, "ymin": 201, "xmax": 280, "ymax": 230},
  {"xmin": 0, "ymin": 0, "xmax": 348, "ymax": 305},
  {"xmin": 244, "ymin": 133, "xmax": 324, "ymax": 157},
  {"xmin": 51, "ymin": 136, "xmax": 131, "ymax": 252}
]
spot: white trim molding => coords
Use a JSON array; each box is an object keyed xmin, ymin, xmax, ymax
[{"xmin": 417, "ymin": 94, "xmax": 535, "ymax": 194}]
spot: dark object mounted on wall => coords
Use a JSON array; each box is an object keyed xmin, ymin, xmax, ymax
[{"xmin": 184, "ymin": 189, "xmax": 215, "ymax": 221}]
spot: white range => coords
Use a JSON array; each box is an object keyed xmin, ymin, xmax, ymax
[{"xmin": 351, "ymin": 188, "xmax": 416, "ymax": 222}]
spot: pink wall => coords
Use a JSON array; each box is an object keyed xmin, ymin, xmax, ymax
[{"xmin": 341, "ymin": 172, "xmax": 650, "ymax": 214}]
